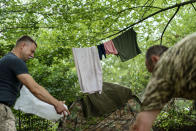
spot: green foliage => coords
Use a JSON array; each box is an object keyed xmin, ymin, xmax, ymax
[
  {"xmin": 102, "ymin": 54, "xmax": 149, "ymax": 97},
  {"xmin": 13, "ymin": 110, "xmax": 59, "ymax": 130},
  {"xmin": 0, "ymin": 0, "xmax": 196, "ymax": 130},
  {"xmin": 0, "ymin": 41, "xmax": 14, "ymax": 57},
  {"xmin": 154, "ymin": 100, "xmax": 196, "ymax": 130}
]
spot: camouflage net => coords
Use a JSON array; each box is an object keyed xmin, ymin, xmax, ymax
[{"xmin": 58, "ymin": 99, "xmax": 141, "ymax": 131}]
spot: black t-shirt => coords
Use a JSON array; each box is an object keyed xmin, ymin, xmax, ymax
[{"xmin": 0, "ymin": 52, "xmax": 28, "ymax": 106}]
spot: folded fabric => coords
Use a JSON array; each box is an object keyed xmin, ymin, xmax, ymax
[
  {"xmin": 14, "ymin": 86, "xmax": 68, "ymax": 121},
  {"xmin": 97, "ymin": 44, "xmax": 106, "ymax": 60},
  {"xmin": 72, "ymin": 46, "xmax": 102, "ymax": 94},
  {"xmin": 81, "ymin": 82, "xmax": 141, "ymax": 117},
  {"xmin": 112, "ymin": 28, "xmax": 141, "ymax": 62},
  {"xmin": 103, "ymin": 40, "xmax": 118, "ymax": 55}
]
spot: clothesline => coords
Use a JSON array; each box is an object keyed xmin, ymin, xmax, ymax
[
  {"xmin": 72, "ymin": 28, "xmax": 142, "ymax": 94},
  {"xmin": 97, "ymin": 28, "xmax": 141, "ymax": 62}
]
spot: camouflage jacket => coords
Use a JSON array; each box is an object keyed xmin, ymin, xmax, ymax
[{"xmin": 142, "ymin": 33, "xmax": 196, "ymax": 111}]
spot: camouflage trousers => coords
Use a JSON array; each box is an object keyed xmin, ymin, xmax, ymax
[{"xmin": 0, "ymin": 104, "xmax": 16, "ymax": 131}]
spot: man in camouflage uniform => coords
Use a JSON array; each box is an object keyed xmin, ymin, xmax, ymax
[{"xmin": 131, "ymin": 33, "xmax": 196, "ymax": 131}]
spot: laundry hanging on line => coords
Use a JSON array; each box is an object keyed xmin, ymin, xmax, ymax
[
  {"xmin": 112, "ymin": 28, "xmax": 141, "ymax": 62},
  {"xmin": 72, "ymin": 28, "xmax": 141, "ymax": 94},
  {"xmin": 97, "ymin": 44, "xmax": 106, "ymax": 60},
  {"xmin": 103, "ymin": 40, "xmax": 118, "ymax": 55},
  {"xmin": 97, "ymin": 28, "xmax": 141, "ymax": 61},
  {"xmin": 72, "ymin": 46, "xmax": 103, "ymax": 94}
]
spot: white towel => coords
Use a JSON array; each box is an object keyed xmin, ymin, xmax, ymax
[
  {"xmin": 72, "ymin": 46, "xmax": 102, "ymax": 94},
  {"xmin": 14, "ymin": 86, "xmax": 68, "ymax": 121}
]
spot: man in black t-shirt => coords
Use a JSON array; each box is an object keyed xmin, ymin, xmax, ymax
[{"xmin": 0, "ymin": 36, "xmax": 70, "ymax": 130}]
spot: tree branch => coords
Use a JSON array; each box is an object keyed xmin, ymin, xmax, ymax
[
  {"xmin": 142, "ymin": 0, "xmax": 151, "ymax": 9},
  {"xmin": 160, "ymin": 6, "xmax": 180, "ymax": 45},
  {"xmin": 0, "ymin": 26, "xmax": 57, "ymax": 33},
  {"xmin": 163, "ymin": 0, "xmax": 168, "ymax": 4},
  {"xmin": 141, "ymin": 0, "xmax": 155, "ymax": 19},
  {"xmin": 191, "ymin": 3, "xmax": 196, "ymax": 11},
  {"xmin": 99, "ymin": 0, "xmax": 196, "ymax": 41},
  {"xmin": 138, "ymin": 0, "xmax": 151, "ymax": 15},
  {"xmin": 118, "ymin": 6, "xmax": 162, "ymax": 14}
]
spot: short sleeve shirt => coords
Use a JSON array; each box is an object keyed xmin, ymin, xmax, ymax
[
  {"xmin": 141, "ymin": 33, "xmax": 196, "ymax": 111},
  {"xmin": 0, "ymin": 52, "xmax": 28, "ymax": 106}
]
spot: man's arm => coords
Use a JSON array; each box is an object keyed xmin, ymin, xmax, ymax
[
  {"xmin": 131, "ymin": 110, "xmax": 160, "ymax": 131},
  {"xmin": 17, "ymin": 74, "xmax": 70, "ymax": 116}
]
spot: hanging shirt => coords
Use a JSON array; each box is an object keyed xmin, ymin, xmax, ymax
[
  {"xmin": 112, "ymin": 28, "xmax": 141, "ymax": 62},
  {"xmin": 72, "ymin": 46, "xmax": 103, "ymax": 94},
  {"xmin": 103, "ymin": 40, "xmax": 118, "ymax": 55},
  {"xmin": 97, "ymin": 44, "xmax": 106, "ymax": 60}
]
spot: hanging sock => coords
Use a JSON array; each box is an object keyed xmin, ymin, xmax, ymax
[
  {"xmin": 97, "ymin": 44, "xmax": 106, "ymax": 60},
  {"xmin": 112, "ymin": 28, "xmax": 141, "ymax": 62},
  {"xmin": 72, "ymin": 46, "xmax": 103, "ymax": 94},
  {"xmin": 103, "ymin": 40, "xmax": 118, "ymax": 55}
]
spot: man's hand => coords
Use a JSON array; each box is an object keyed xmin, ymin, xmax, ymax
[
  {"xmin": 130, "ymin": 110, "xmax": 160, "ymax": 131},
  {"xmin": 17, "ymin": 73, "xmax": 71, "ymax": 116},
  {"xmin": 54, "ymin": 101, "xmax": 70, "ymax": 116}
]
